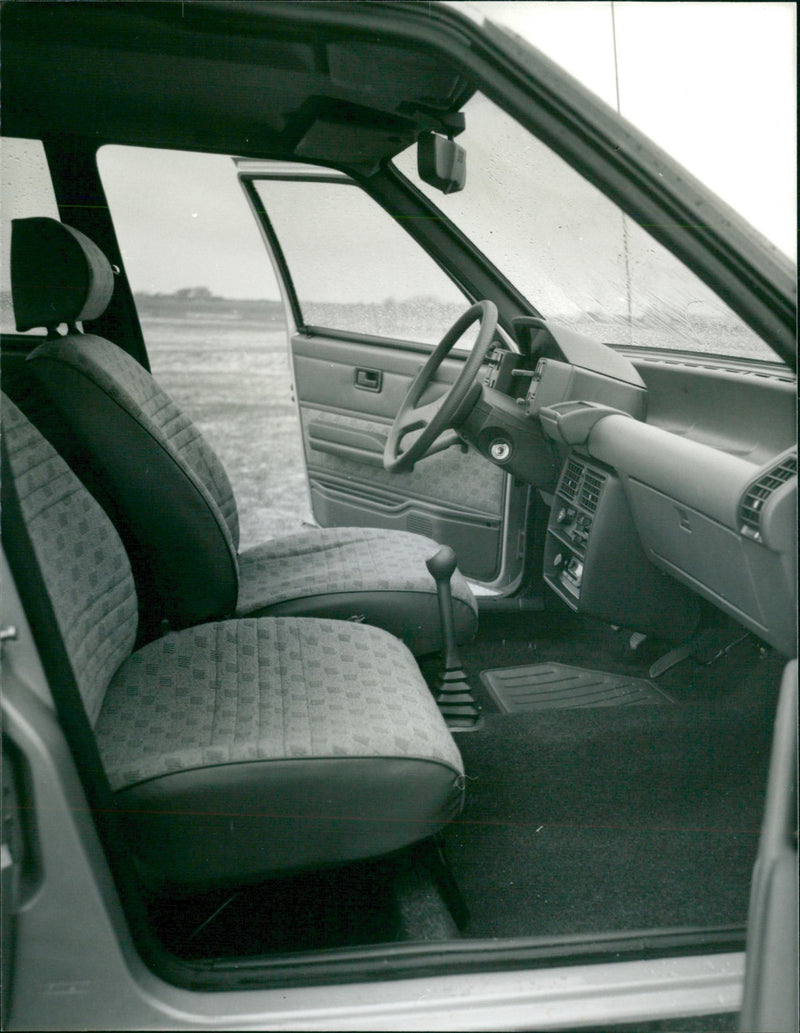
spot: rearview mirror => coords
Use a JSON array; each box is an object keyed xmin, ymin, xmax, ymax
[{"xmin": 417, "ymin": 132, "xmax": 466, "ymax": 194}]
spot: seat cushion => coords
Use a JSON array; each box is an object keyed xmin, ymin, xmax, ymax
[
  {"xmin": 237, "ymin": 527, "xmax": 478, "ymax": 656},
  {"xmin": 96, "ymin": 616, "xmax": 464, "ymax": 888}
]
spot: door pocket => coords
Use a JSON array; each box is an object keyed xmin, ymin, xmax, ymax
[
  {"xmin": 308, "ymin": 418, "xmax": 387, "ymax": 468},
  {"xmin": 309, "ymin": 476, "xmax": 502, "ymax": 582}
]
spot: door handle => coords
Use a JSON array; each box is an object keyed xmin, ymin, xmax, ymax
[{"xmin": 355, "ymin": 368, "xmax": 382, "ymax": 392}]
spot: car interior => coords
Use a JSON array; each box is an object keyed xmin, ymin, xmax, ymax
[{"xmin": 1, "ymin": 0, "xmax": 796, "ymax": 1007}]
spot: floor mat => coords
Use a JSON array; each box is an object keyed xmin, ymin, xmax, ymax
[{"xmin": 480, "ymin": 662, "xmax": 674, "ymax": 711}]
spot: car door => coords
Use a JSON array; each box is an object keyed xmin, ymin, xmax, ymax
[
  {"xmin": 238, "ymin": 163, "xmax": 527, "ymax": 587},
  {"xmin": 740, "ymin": 659, "xmax": 798, "ymax": 1033}
]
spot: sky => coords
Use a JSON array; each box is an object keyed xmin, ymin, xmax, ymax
[
  {"xmin": 470, "ymin": 1, "xmax": 796, "ymax": 257},
  {"xmin": 4, "ymin": 2, "xmax": 795, "ymax": 306}
]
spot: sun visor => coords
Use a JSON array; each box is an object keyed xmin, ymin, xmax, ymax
[{"xmin": 294, "ymin": 116, "xmax": 417, "ymax": 173}]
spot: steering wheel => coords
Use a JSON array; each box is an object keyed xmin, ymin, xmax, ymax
[{"xmin": 384, "ymin": 300, "xmax": 498, "ymax": 472}]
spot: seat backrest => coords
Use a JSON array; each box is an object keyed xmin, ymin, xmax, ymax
[
  {"xmin": 11, "ymin": 217, "xmax": 241, "ymax": 632},
  {"xmin": 2, "ymin": 394, "xmax": 138, "ymax": 726}
]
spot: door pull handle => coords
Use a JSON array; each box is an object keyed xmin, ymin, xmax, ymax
[{"xmin": 355, "ymin": 368, "xmax": 382, "ymax": 392}]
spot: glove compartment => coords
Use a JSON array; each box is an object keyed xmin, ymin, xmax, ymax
[{"xmin": 587, "ymin": 415, "xmax": 797, "ymax": 657}]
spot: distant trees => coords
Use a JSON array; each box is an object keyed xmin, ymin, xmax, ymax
[
  {"xmin": 173, "ymin": 286, "xmax": 216, "ymax": 301},
  {"xmin": 132, "ymin": 289, "xmax": 285, "ymax": 324}
]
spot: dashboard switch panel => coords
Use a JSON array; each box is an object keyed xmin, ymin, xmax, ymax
[{"xmin": 544, "ymin": 452, "xmax": 699, "ymax": 639}]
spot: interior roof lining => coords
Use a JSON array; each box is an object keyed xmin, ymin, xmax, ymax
[{"xmin": 1, "ymin": 4, "xmax": 475, "ymax": 165}]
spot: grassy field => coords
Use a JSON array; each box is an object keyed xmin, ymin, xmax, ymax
[{"xmin": 141, "ymin": 316, "xmax": 310, "ymax": 550}]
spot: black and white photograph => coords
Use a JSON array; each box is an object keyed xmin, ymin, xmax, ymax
[{"xmin": 0, "ymin": 2, "xmax": 796, "ymax": 1030}]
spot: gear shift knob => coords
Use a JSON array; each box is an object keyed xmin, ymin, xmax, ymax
[{"xmin": 426, "ymin": 545, "xmax": 457, "ymax": 582}]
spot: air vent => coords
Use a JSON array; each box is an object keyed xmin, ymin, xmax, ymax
[
  {"xmin": 581, "ymin": 470, "xmax": 607, "ymax": 513},
  {"xmin": 740, "ymin": 453, "xmax": 797, "ymax": 542},
  {"xmin": 561, "ymin": 459, "xmax": 583, "ymax": 502},
  {"xmin": 407, "ymin": 513, "xmax": 434, "ymax": 538}
]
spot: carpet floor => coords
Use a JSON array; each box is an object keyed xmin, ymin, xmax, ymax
[
  {"xmin": 443, "ymin": 701, "xmax": 773, "ymax": 939},
  {"xmin": 435, "ymin": 609, "xmax": 781, "ymax": 939}
]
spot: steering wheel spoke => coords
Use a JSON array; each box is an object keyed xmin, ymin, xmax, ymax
[
  {"xmin": 384, "ymin": 300, "xmax": 498, "ymax": 473},
  {"xmin": 424, "ymin": 428, "xmax": 463, "ymax": 457},
  {"xmin": 396, "ymin": 398, "xmax": 441, "ymax": 437}
]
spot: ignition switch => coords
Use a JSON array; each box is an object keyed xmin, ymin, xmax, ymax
[{"xmin": 490, "ymin": 439, "xmax": 512, "ymax": 462}]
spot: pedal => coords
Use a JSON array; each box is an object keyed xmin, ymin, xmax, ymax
[
  {"xmin": 649, "ymin": 642, "xmax": 696, "ymax": 679},
  {"xmin": 695, "ymin": 630, "xmax": 751, "ymax": 665},
  {"xmin": 649, "ymin": 628, "xmax": 752, "ymax": 679}
]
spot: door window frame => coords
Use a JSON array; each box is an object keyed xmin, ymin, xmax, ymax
[
  {"xmin": 238, "ymin": 160, "xmax": 495, "ymax": 355},
  {"xmin": 238, "ymin": 162, "xmax": 348, "ymax": 340}
]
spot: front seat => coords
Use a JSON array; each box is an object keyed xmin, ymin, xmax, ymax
[
  {"xmin": 2, "ymin": 395, "xmax": 465, "ymax": 889},
  {"xmin": 12, "ymin": 217, "xmax": 478, "ymax": 654}
]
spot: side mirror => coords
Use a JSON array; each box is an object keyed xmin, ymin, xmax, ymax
[{"xmin": 417, "ymin": 132, "xmax": 466, "ymax": 194}]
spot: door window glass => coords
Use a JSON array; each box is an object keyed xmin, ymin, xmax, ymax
[
  {"xmin": 97, "ymin": 144, "xmax": 309, "ymax": 548},
  {"xmin": 252, "ymin": 178, "xmax": 470, "ymax": 345}
]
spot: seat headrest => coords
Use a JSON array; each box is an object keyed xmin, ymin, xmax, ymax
[{"xmin": 11, "ymin": 217, "xmax": 115, "ymax": 333}]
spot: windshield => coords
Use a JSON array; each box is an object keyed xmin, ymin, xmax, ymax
[
  {"xmin": 393, "ymin": 92, "xmax": 779, "ymax": 361},
  {"xmin": 466, "ymin": 1, "xmax": 796, "ymax": 262}
]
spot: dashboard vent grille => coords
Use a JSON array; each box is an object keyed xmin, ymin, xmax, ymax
[
  {"xmin": 740, "ymin": 453, "xmax": 797, "ymax": 542},
  {"xmin": 561, "ymin": 459, "xmax": 583, "ymax": 502},
  {"xmin": 581, "ymin": 470, "xmax": 607, "ymax": 513}
]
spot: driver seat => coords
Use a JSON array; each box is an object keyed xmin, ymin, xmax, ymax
[{"xmin": 12, "ymin": 217, "xmax": 477, "ymax": 653}]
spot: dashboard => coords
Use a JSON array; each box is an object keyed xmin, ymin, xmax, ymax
[{"xmin": 464, "ymin": 318, "xmax": 797, "ymax": 657}]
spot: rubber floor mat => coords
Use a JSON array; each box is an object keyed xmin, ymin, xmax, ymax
[{"xmin": 480, "ymin": 663, "xmax": 674, "ymax": 711}]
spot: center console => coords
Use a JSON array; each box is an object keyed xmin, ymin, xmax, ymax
[
  {"xmin": 544, "ymin": 457, "xmax": 604, "ymax": 604},
  {"xmin": 544, "ymin": 453, "xmax": 699, "ymax": 639}
]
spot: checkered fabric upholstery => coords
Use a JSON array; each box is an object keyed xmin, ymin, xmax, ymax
[
  {"xmin": 238, "ymin": 526, "xmax": 477, "ymax": 621},
  {"xmin": 99, "ymin": 616, "xmax": 462, "ymax": 791},
  {"xmin": 2, "ymin": 395, "xmax": 464, "ymax": 886}
]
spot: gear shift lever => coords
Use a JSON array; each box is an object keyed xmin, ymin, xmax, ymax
[{"xmin": 426, "ymin": 546, "xmax": 482, "ymax": 729}]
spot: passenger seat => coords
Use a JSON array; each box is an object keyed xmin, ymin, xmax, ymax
[
  {"xmin": 12, "ymin": 216, "xmax": 478, "ymax": 655},
  {"xmin": 1, "ymin": 394, "xmax": 465, "ymax": 890}
]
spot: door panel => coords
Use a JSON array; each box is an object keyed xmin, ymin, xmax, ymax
[
  {"xmin": 292, "ymin": 333, "xmax": 520, "ymax": 585},
  {"xmin": 740, "ymin": 660, "xmax": 798, "ymax": 1033},
  {"xmin": 292, "ymin": 335, "xmax": 455, "ymax": 422}
]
